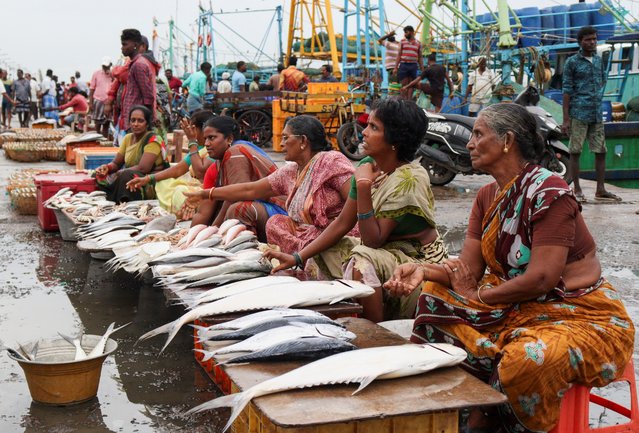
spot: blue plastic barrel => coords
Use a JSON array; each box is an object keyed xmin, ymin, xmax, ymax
[
  {"xmin": 518, "ymin": 7, "xmax": 542, "ymax": 47},
  {"xmin": 570, "ymin": 3, "xmax": 592, "ymax": 41},
  {"xmin": 540, "ymin": 7, "xmax": 555, "ymax": 45},
  {"xmin": 544, "ymin": 89, "xmax": 564, "ymax": 105},
  {"xmin": 591, "ymin": 3, "xmax": 615, "ymax": 41},
  {"xmin": 601, "ymin": 100, "xmax": 612, "ymax": 122},
  {"xmin": 552, "ymin": 5, "xmax": 569, "ymax": 44}
]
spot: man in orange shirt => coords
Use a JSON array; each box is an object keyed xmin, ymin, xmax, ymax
[{"xmin": 279, "ymin": 55, "xmax": 309, "ymax": 92}]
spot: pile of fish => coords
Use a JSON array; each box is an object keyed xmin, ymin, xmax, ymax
[
  {"xmin": 4, "ymin": 321, "xmax": 129, "ymax": 362},
  {"xmin": 138, "ymin": 277, "xmax": 375, "ymax": 353},
  {"xmin": 186, "ymin": 343, "xmax": 468, "ymax": 432},
  {"xmin": 45, "ymin": 189, "xmax": 170, "ymax": 224},
  {"xmin": 193, "ymin": 308, "xmax": 358, "ymax": 365},
  {"xmin": 105, "ymin": 219, "xmax": 262, "ymax": 277}
]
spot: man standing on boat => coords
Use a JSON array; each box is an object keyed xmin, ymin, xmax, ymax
[
  {"xmin": 464, "ymin": 56, "xmax": 495, "ymax": 117},
  {"xmin": 562, "ymin": 26, "xmax": 621, "ymax": 202},
  {"xmin": 393, "ymin": 25, "xmax": 423, "ymax": 100}
]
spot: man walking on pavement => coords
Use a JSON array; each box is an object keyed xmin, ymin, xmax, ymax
[{"xmin": 562, "ymin": 26, "xmax": 620, "ymax": 203}]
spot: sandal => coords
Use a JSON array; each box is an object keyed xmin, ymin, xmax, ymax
[
  {"xmin": 594, "ymin": 191, "xmax": 622, "ymax": 202},
  {"xmin": 575, "ymin": 192, "xmax": 587, "ymax": 203}
]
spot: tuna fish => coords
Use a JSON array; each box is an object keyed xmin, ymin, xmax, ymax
[
  {"xmin": 138, "ymin": 280, "xmax": 375, "ymax": 353},
  {"xmin": 220, "ymin": 336, "xmax": 357, "ymax": 365},
  {"xmin": 186, "ymin": 343, "xmax": 467, "ymax": 432}
]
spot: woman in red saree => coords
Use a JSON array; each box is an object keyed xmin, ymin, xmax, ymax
[{"xmin": 385, "ymin": 103, "xmax": 634, "ymax": 432}]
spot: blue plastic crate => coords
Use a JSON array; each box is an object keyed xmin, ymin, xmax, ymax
[{"xmin": 84, "ymin": 155, "xmax": 115, "ymax": 170}]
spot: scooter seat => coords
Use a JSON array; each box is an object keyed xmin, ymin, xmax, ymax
[{"xmin": 437, "ymin": 113, "xmax": 476, "ymax": 129}]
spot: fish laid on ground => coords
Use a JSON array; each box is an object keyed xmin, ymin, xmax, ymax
[
  {"xmin": 190, "ymin": 226, "xmax": 219, "ymax": 248},
  {"xmin": 223, "ymin": 232, "xmax": 255, "ymax": 250},
  {"xmin": 87, "ymin": 322, "xmax": 131, "ymax": 357},
  {"xmin": 172, "ymin": 271, "xmax": 268, "ymax": 291},
  {"xmin": 199, "ymin": 323, "xmax": 355, "ymax": 359},
  {"xmin": 58, "ymin": 332, "xmax": 87, "ymax": 361},
  {"xmin": 226, "ymin": 241, "xmax": 259, "ymax": 254},
  {"xmin": 140, "ymin": 214, "xmax": 176, "ymax": 233},
  {"xmin": 138, "ymin": 280, "xmax": 374, "ymax": 353},
  {"xmin": 198, "ymin": 314, "xmax": 344, "ymax": 342},
  {"xmin": 220, "ymin": 336, "xmax": 357, "ymax": 365},
  {"xmin": 179, "ymin": 255, "xmax": 228, "ymax": 269},
  {"xmin": 222, "ymin": 224, "xmax": 247, "ymax": 245},
  {"xmin": 193, "ymin": 234, "xmax": 222, "ymax": 248},
  {"xmin": 186, "ymin": 343, "xmax": 467, "ymax": 432}
]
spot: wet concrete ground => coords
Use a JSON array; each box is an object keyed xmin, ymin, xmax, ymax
[{"xmin": 0, "ymin": 152, "xmax": 638, "ymax": 432}]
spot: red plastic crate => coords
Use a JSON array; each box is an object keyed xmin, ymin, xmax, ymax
[{"xmin": 34, "ymin": 173, "xmax": 96, "ymax": 231}]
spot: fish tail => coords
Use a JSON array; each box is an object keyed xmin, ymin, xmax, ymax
[
  {"xmin": 192, "ymin": 348, "xmax": 214, "ymax": 362},
  {"xmin": 137, "ymin": 319, "xmax": 178, "ymax": 344},
  {"xmin": 185, "ymin": 390, "xmax": 255, "ymax": 432}
]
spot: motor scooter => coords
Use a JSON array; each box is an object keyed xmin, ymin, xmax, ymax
[{"xmin": 417, "ymin": 86, "xmax": 571, "ymax": 186}]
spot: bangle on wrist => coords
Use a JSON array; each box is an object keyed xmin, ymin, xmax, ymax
[
  {"xmin": 356, "ymin": 178, "xmax": 373, "ymax": 185},
  {"xmin": 208, "ymin": 187, "xmax": 216, "ymax": 201},
  {"xmin": 149, "ymin": 174, "xmax": 156, "ymax": 184},
  {"xmin": 188, "ymin": 150, "xmax": 199, "ymax": 156},
  {"xmin": 357, "ymin": 209, "xmax": 375, "ymax": 220},
  {"xmin": 292, "ymin": 252, "xmax": 304, "ymax": 269},
  {"xmin": 477, "ymin": 283, "xmax": 493, "ymax": 305}
]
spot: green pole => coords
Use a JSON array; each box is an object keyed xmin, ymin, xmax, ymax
[{"xmin": 421, "ymin": 0, "xmax": 435, "ymax": 54}]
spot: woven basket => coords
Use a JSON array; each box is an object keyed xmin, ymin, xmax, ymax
[
  {"xmin": 43, "ymin": 144, "xmax": 67, "ymax": 161},
  {"xmin": 3, "ymin": 142, "xmax": 44, "ymax": 162},
  {"xmin": 10, "ymin": 187, "xmax": 38, "ymax": 215}
]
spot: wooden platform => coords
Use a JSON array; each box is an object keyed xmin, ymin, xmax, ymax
[{"xmin": 210, "ymin": 317, "xmax": 508, "ymax": 433}]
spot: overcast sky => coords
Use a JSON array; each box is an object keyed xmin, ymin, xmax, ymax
[{"xmin": 1, "ymin": 0, "xmax": 637, "ymax": 83}]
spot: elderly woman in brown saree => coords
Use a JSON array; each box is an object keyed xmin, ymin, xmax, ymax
[{"xmin": 384, "ymin": 103, "xmax": 634, "ymax": 433}]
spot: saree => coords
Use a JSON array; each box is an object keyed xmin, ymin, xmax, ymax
[
  {"xmin": 96, "ymin": 132, "xmax": 169, "ymax": 203},
  {"xmin": 412, "ymin": 165, "xmax": 634, "ymax": 432},
  {"xmin": 265, "ymin": 151, "xmax": 356, "ymax": 254},
  {"xmin": 311, "ymin": 160, "xmax": 447, "ymax": 320}
]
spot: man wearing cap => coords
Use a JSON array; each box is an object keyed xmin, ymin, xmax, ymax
[
  {"xmin": 217, "ymin": 72, "xmax": 232, "ymax": 94},
  {"xmin": 89, "ymin": 57, "xmax": 114, "ymax": 136}
]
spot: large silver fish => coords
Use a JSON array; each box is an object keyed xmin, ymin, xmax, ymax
[
  {"xmin": 162, "ymin": 259, "xmax": 271, "ymax": 285},
  {"xmin": 148, "ymin": 247, "xmax": 233, "ymax": 266},
  {"xmin": 220, "ymin": 336, "xmax": 357, "ymax": 365},
  {"xmin": 186, "ymin": 343, "xmax": 467, "ymax": 432},
  {"xmin": 199, "ymin": 308, "xmax": 329, "ymax": 332},
  {"xmin": 138, "ymin": 280, "xmax": 375, "ymax": 353},
  {"xmin": 199, "ymin": 315, "xmax": 344, "ymax": 341},
  {"xmin": 186, "ymin": 275, "xmax": 299, "ymax": 308},
  {"xmin": 58, "ymin": 332, "xmax": 87, "ymax": 360},
  {"xmin": 198, "ymin": 323, "xmax": 355, "ymax": 359}
]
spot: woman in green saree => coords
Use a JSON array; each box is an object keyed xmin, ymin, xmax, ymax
[{"xmin": 265, "ymin": 97, "xmax": 447, "ymax": 322}]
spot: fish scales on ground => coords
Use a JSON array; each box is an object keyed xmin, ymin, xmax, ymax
[
  {"xmin": 219, "ymin": 336, "xmax": 358, "ymax": 365},
  {"xmin": 138, "ymin": 280, "xmax": 375, "ymax": 353},
  {"xmin": 199, "ymin": 323, "xmax": 356, "ymax": 359},
  {"xmin": 186, "ymin": 343, "xmax": 468, "ymax": 432}
]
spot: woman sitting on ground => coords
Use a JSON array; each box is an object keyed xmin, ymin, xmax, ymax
[
  {"xmin": 126, "ymin": 110, "xmax": 215, "ymax": 220},
  {"xmin": 185, "ymin": 116, "xmax": 285, "ymax": 237},
  {"xmin": 94, "ymin": 105, "xmax": 169, "ymax": 203},
  {"xmin": 185, "ymin": 115, "xmax": 356, "ymax": 249},
  {"xmin": 384, "ymin": 103, "xmax": 634, "ymax": 433},
  {"xmin": 264, "ymin": 98, "xmax": 448, "ymax": 322}
]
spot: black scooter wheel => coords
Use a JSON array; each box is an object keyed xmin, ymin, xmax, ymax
[{"xmin": 420, "ymin": 158, "xmax": 457, "ymax": 186}]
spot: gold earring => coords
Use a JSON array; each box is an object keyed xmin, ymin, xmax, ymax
[
  {"xmin": 301, "ymin": 145, "xmax": 306, "ymax": 150},
  {"xmin": 503, "ymin": 145, "xmax": 509, "ymax": 154}
]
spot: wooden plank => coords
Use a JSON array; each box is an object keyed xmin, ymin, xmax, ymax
[
  {"xmin": 172, "ymin": 130, "xmax": 184, "ymax": 163},
  {"xmin": 222, "ymin": 318, "xmax": 507, "ymax": 430}
]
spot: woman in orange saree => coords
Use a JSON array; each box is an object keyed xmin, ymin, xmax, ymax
[{"xmin": 384, "ymin": 104, "xmax": 634, "ymax": 432}]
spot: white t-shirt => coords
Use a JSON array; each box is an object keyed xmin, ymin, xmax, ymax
[
  {"xmin": 40, "ymin": 76, "xmax": 56, "ymax": 97},
  {"xmin": 468, "ymin": 68, "xmax": 495, "ymax": 104},
  {"xmin": 217, "ymin": 79, "xmax": 232, "ymax": 94},
  {"xmin": 0, "ymin": 80, "xmax": 5, "ymax": 95},
  {"xmin": 30, "ymin": 79, "xmax": 41, "ymax": 100}
]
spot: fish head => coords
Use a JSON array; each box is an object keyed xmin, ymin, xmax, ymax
[{"xmin": 314, "ymin": 324, "xmax": 357, "ymax": 341}]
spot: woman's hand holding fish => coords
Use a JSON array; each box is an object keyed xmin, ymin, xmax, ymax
[
  {"xmin": 263, "ymin": 249, "xmax": 297, "ymax": 273},
  {"xmin": 442, "ymin": 259, "xmax": 478, "ymax": 301},
  {"xmin": 384, "ymin": 263, "xmax": 427, "ymax": 297},
  {"xmin": 126, "ymin": 175, "xmax": 149, "ymax": 191}
]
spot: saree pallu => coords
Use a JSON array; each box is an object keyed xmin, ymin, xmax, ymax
[
  {"xmin": 309, "ymin": 161, "xmax": 446, "ymax": 320},
  {"xmin": 412, "ymin": 165, "xmax": 634, "ymax": 432}
]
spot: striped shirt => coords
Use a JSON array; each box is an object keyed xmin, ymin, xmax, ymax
[
  {"xmin": 381, "ymin": 40, "xmax": 400, "ymax": 70},
  {"xmin": 399, "ymin": 38, "xmax": 421, "ymax": 64}
]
